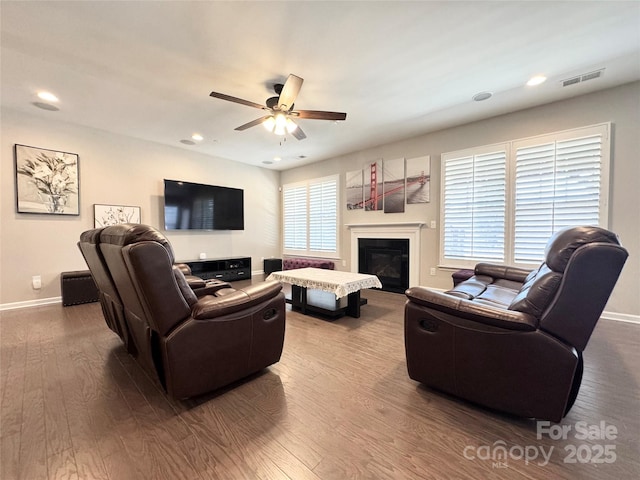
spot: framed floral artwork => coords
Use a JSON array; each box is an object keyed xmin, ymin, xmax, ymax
[
  {"xmin": 14, "ymin": 144, "xmax": 79, "ymax": 215},
  {"xmin": 93, "ymin": 204, "xmax": 141, "ymax": 228}
]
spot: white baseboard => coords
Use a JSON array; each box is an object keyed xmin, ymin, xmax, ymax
[
  {"xmin": 1, "ymin": 295, "xmax": 639, "ymax": 326},
  {"xmin": 601, "ymin": 311, "xmax": 640, "ymax": 324},
  {"xmin": 0, "ymin": 296, "xmax": 62, "ymax": 312}
]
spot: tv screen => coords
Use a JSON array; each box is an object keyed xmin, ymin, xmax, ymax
[{"xmin": 163, "ymin": 179, "xmax": 244, "ymax": 230}]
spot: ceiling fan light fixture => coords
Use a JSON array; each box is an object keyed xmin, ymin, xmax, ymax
[
  {"xmin": 274, "ymin": 113, "xmax": 287, "ymax": 135},
  {"xmin": 263, "ymin": 116, "xmax": 276, "ymax": 132},
  {"xmin": 285, "ymin": 117, "xmax": 298, "ymax": 133},
  {"xmin": 210, "ymin": 73, "xmax": 346, "ymax": 141}
]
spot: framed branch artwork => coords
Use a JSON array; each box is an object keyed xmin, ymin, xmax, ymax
[
  {"xmin": 15, "ymin": 144, "xmax": 79, "ymax": 215},
  {"xmin": 94, "ymin": 204, "xmax": 141, "ymax": 227}
]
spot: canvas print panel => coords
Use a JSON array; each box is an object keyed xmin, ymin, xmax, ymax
[
  {"xmin": 406, "ymin": 155, "xmax": 430, "ymax": 204},
  {"xmin": 363, "ymin": 160, "xmax": 383, "ymax": 211},
  {"xmin": 383, "ymin": 157, "xmax": 405, "ymax": 213},
  {"xmin": 346, "ymin": 169, "xmax": 364, "ymax": 209}
]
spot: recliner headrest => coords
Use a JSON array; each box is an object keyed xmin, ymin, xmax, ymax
[
  {"xmin": 79, "ymin": 227, "xmax": 105, "ymax": 245},
  {"xmin": 544, "ymin": 226, "xmax": 621, "ymax": 272},
  {"xmin": 100, "ymin": 224, "xmax": 175, "ymax": 263}
]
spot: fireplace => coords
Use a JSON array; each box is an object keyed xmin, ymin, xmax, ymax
[
  {"xmin": 348, "ymin": 222, "xmax": 423, "ymax": 289},
  {"xmin": 358, "ymin": 238, "xmax": 409, "ymax": 293}
]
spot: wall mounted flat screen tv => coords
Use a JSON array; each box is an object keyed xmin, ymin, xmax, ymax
[{"xmin": 163, "ymin": 179, "xmax": 244, "ymax": 230}]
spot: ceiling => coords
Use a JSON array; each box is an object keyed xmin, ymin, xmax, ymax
[{"xmin": 2, "ymin": 1, "xmax": 639, "ymax": 171}]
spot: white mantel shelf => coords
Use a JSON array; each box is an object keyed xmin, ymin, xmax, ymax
[{"xmin": 346, "ymin": 222, "xmax": 425, "ymax": 229}]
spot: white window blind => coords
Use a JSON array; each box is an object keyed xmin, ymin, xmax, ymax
[
  {"xmin": 442, "ymin": 148, "xmax": 506, "ymax": 263},
  {"xmin": 283, "ymin": 185, "xmax": 307, "ymax": 250},
  {"xmin": 514, "ymin": 132, "xmax": 604, "ymax": 262},
  {"xmin": 283, "ymin": 175, "xmax": 338, "ymax": 256},
  {"xmin": 440, "ymin": 124, "xmax": 609, "ymax": 268},
  {"xmin": 309, "ymin": 180, "xmax": 338, "ymax": 252}
]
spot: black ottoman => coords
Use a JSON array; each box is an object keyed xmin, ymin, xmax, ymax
[
  {"xmin": 61, "ymin": 270, "xmax": 99, "ymax": 306},
  {"xmin": 264, "ymin": 258, "xmax": 283, "ymax": 275}
]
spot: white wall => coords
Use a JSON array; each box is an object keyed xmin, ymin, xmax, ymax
[
  {"xmin": 3, "ymin": 83, "xmax": 638, "ymax": 316},
  {"xmin": 0, "ymin": 109, "xmax": 281, "ymax": 305},
  {"xmin": 281, "ymin": 82, "xmax": 640, "ymax": 317}
]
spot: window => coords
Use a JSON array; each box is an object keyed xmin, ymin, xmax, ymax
[
  {"xmin": 283, "ymin": 175, "xmax": 338, "ymax": 257},
  {"xmin": 512, "ymin": 130, "xmax": 606, "ymax": 262},
  {"xmin": 441, "ymin": 124, "xmax": 610, "ymax": 267},
  {"xmin": 442, "ymin": 146, "xmax": 507, "ymax": 263}
]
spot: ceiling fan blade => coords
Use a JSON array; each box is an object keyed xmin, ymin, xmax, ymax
[
  {"xmin": 210, "ymin": 91, "xmax": 266, "ymax": 110},
  {"xmin": 293, "ymin": 110, "xmax": 347, "ymax": 121},
  {"xmin": 291, "ymin": 124, "xmax": 307, "ymax": 140},
  {"xmin": 278, "ymin": 74, "xmax": 303, "ymax": 111},
  {"xmin": 234, "ymin": 116, "xmax": 271, "ymax": 131}
]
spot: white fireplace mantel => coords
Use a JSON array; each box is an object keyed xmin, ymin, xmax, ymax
[
  {"xmin": 348, "ymin": 222, "xmax": 424, "ymax": 287},
  {"xmin": 346, "ymin": 222, "xmax": 425, "ymax": 229}
]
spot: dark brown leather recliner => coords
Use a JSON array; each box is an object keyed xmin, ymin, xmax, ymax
[
  {"xmin": 78, "ymin": 227, "xmax": 133, "ymax": 352},
  {"xmin": 78, "ymin": 229, "xmax": 233, "ymax": 355},
  {"xmin": 405, "ymin": 226, "xmax": 628, "ymax": 421},
  {"xmin": 80, "ymin": 223, "xmax": 286, "ymax": 399}
]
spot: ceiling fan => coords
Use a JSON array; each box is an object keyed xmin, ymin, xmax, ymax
[{"xmin": 209, "ymin": 74, "xmax": 347, "ymax": 140}]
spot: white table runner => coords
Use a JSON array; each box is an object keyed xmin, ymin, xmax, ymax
[{"xmin": 267, "ymin": 267, "xmax": 382, "ymax": 299}]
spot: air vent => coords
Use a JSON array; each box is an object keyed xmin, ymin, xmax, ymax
[
  {"xmin": 561, "ymin": 69, "xmax": 605, "ymax": 87},
  {"xmin": 562, "ymin": 77, "xmax": 582, "ymax": 87},
  {"xmin": 581, "ymin": 70, "xmax": 603, "ymax": 82}
]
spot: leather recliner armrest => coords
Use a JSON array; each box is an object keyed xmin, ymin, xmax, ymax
[
  {"xmin": 406, "ymin": 286, "xmax": 538, "ymax": 331},
  {"xmin": 193, "ymin": 282, "xmax": 234, "ymax": 297},
  {"xmin": 474, "ymin": 263, "xmax": 533, "ymax": 283},
  {"xmin": 192, "ymin": 281, "xmax": 283, "ymax": 319},
  {"xmin": 183, "ymin": 274, "xmax": 206, "ymax": 289},
  {"xmin": 175, "ymin": 263, "xmax": 193, "ymax": 276}
]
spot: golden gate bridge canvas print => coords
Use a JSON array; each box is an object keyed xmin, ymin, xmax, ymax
[{"xmin": 346, "ymin": 156, "xmax": 430, "ymax": 212}]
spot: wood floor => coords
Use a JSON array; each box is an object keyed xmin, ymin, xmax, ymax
[{"xmin": 1, "ymin": 281, "xmax": 639, "ymax": 479}]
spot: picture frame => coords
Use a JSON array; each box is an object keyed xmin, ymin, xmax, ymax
[
  {"xmin": 15, "ymin": 144, "xmax": 80, "ymax": 215},
  {"xmin": 94, "ymin": 204, "xmax": 141, "ymax": 228}
]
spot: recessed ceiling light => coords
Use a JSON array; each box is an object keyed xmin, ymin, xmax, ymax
[
  {"xmin": 32, "ymin": 102, "xmax": 60, "ymax": 111},
  {"xmin": 526, "ymin": 75, "xmax": 547, "ymax": 86},
  {"xmin": 472, "ymin": 91, "xmax": 493, "ymax": 102},
  {"xmin": 273, "ymin": 157, "xmax": 282, "ymax": 162},
  {"xmin": 191, "ymin": 133, "xmax": 203, "ymax": 141},
  {"xmin": 37, "ymin": 91, "xmax": 59, "ymax": 102}
]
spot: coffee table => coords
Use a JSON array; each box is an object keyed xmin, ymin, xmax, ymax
[{"xmin": 266, "ymin": 267, "xmax": 382, "ymax": 318}]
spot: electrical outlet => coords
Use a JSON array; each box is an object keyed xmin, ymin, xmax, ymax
[
  {"xmin": 32, "ymin": 275, "xmax": 42, "ymax": 289},
  {"xmin": 430, "ymin": 220, "xmax": 437, "ymax": 229},
  {"xmin": 199, "ymin": 252, "xmax": 207, "ymax": 260},
  {"xmin": 430, "ymin": 268, "xmax": 436, "ymax": 276}
]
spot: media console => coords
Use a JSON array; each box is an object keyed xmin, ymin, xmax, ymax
[{"xmin": 180, "ymin": 257, "xmax": 251, "ymax": 282}]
